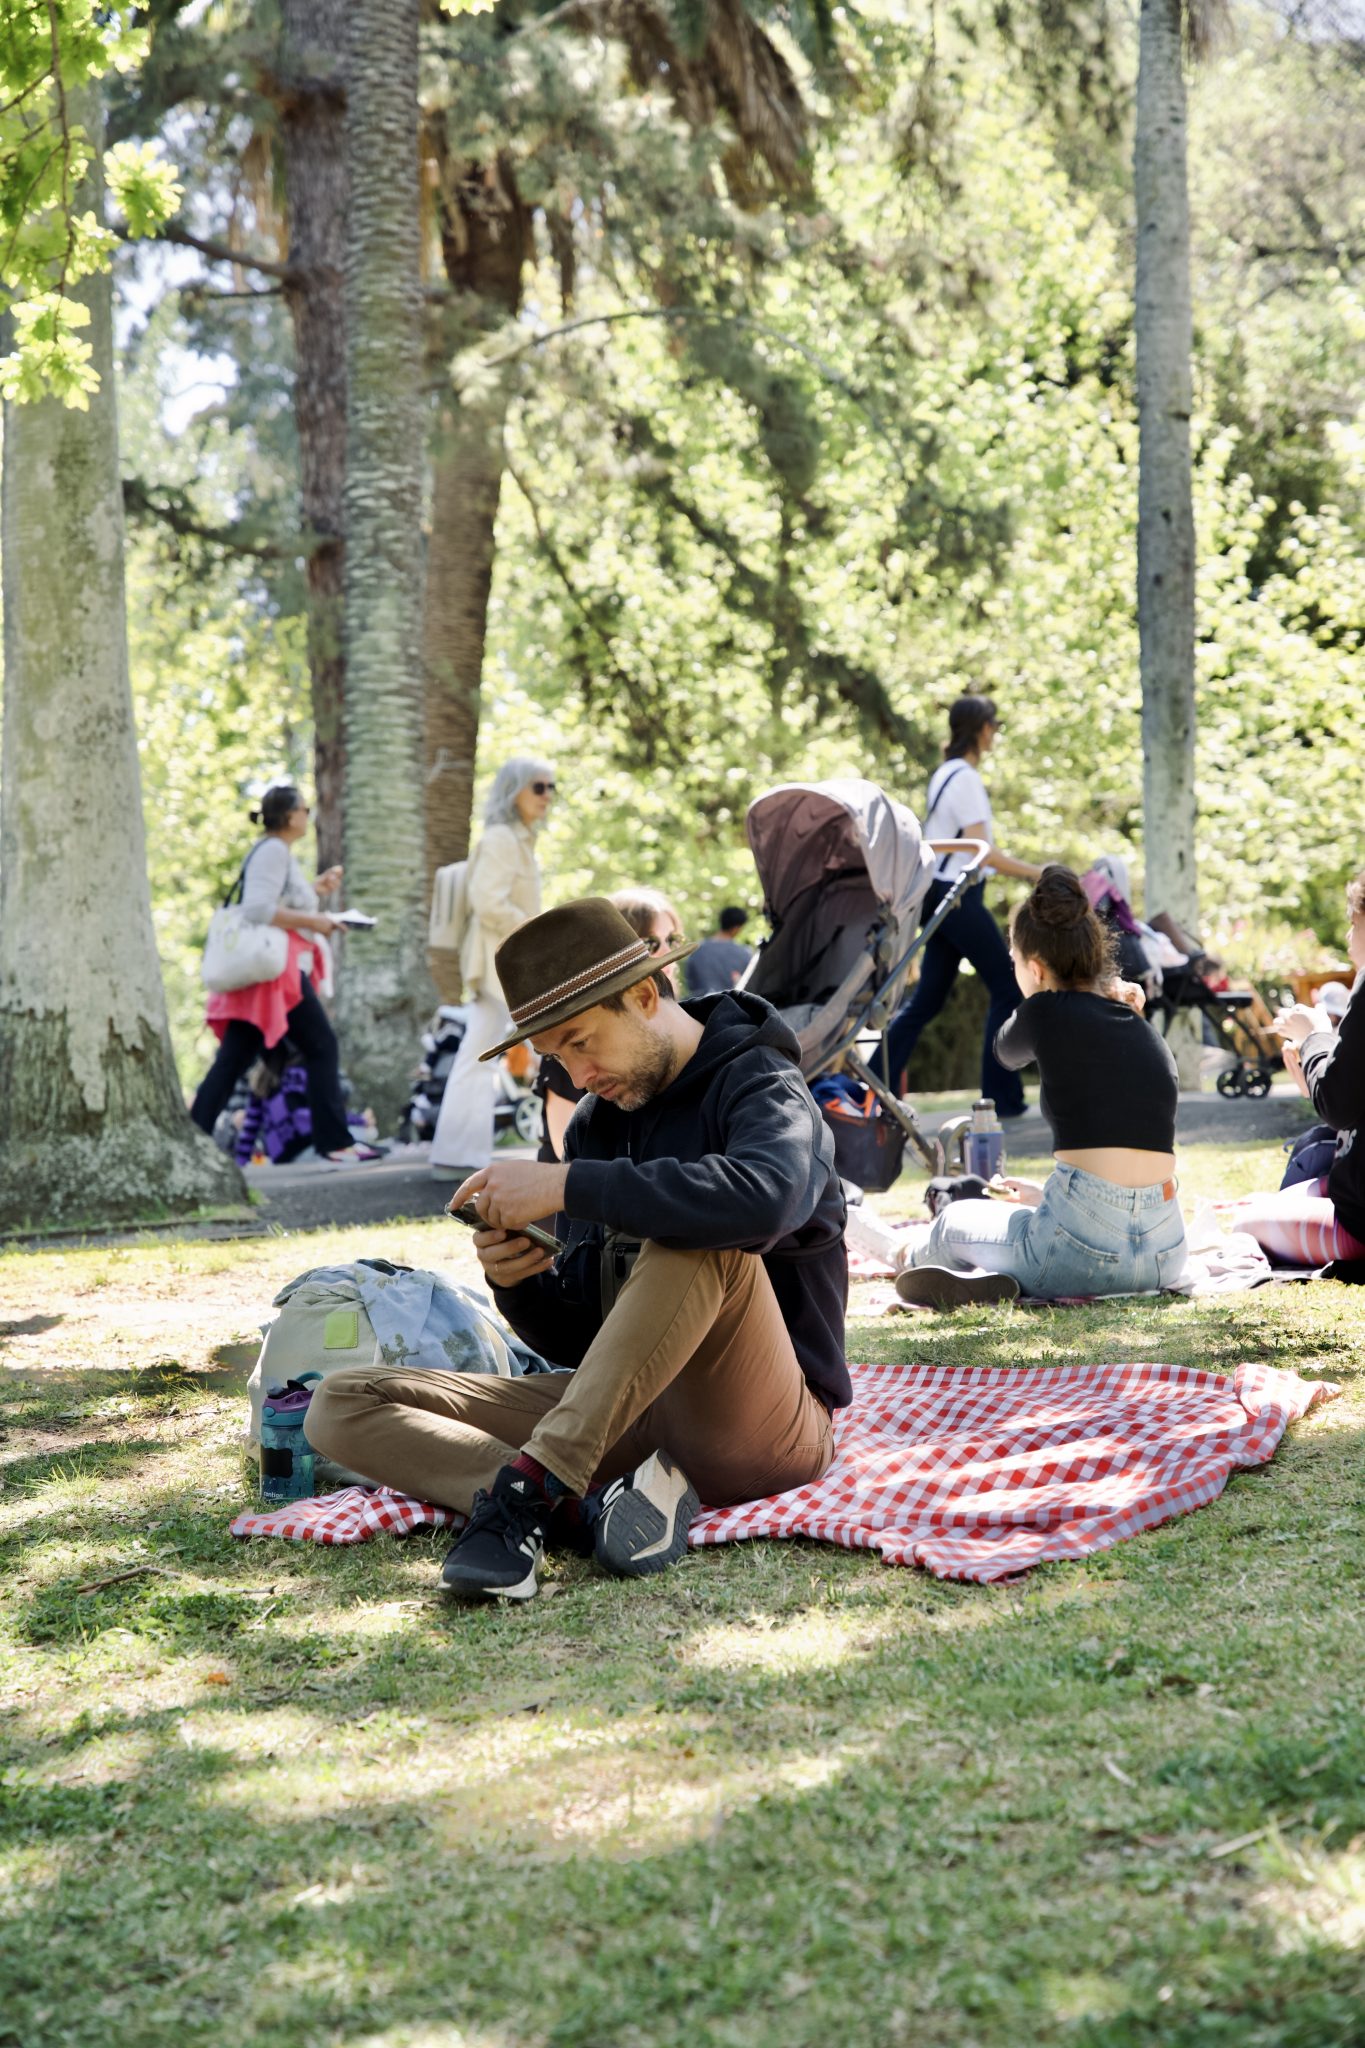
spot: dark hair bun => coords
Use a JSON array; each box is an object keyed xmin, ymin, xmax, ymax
[{"xmin": 1031, "ymin": 865, "xmax": 1090, "ymax": 928}]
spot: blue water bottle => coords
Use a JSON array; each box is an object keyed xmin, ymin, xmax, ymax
[
  {"xmin": 259, "ymin": 1373, "xmax": 322, "ymax": 1501},
  {"xmin": 966, "ymin": 1099, "xmax": 1006, "ymax": 1180}
]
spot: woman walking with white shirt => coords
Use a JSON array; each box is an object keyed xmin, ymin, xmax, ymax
[
  {"xmin": 881, "ymin": 695, "xmax": 1042, "ymax": 1117},
  {"xmin": 431, "ymin": 757, "xmax": 554, "ymax": 1178}
]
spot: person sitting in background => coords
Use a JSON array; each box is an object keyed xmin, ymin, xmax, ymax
[
  {"xmin": 537, "ymin": 887, "xmax": 686, "ymax": 1163},
  {"xmin": 1223, "ymin": 871, "xmax": 1365, "ymax": 1269},
  {"xmin": 891, "ymin": 866, "xmax": 1187, "ymax": 1308},
  {"xmin": 684, "ymin": 906, "xmax": 753, "ymax": 997}
]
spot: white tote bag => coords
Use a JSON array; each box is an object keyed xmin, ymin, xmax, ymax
[{"xmin": 202, "ymin": 849, "xmax": 290, "ymax": 993}]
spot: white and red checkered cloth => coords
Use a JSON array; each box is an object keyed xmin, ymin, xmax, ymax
[
  {"xmin": 230, "ymin": 1486, "xmax": 458, "ymax": 1546},
  {"xmin": 689, "ymin": 1359, "xmax": 1338, "ymax": 1583},
  {"xmin": 229, "ymin": 1361, "xmax": 1336, "ymax": 1581}
]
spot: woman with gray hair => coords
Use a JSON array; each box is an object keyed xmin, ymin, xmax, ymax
[{"xmin": 431, "ymin": 757, "xmax": 556, "ymax": 1177}]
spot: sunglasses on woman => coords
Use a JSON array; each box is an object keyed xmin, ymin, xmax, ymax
[{"xmin": 530, "ymin": 781, "xmax": 556, "ymax": 796}]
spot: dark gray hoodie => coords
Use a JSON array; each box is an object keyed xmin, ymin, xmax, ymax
[
  {"xmin": 1301, "ymin": 966, "xmax": 1365, "ymax": 1249},
  {"xmin": 493, "ymin": 991, "xmax": 850, "ymax": 1409}
]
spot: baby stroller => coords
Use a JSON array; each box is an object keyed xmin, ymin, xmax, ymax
[
  {"xmin": 1082, "ymin": 861, "xmax": 1282, "ymax": 1100},
  {"xmin": 400, "ymin": 1003, "xmax": 544, "ymax": 1145},
  {"xmin": 739, "ymin": 779, "xmax": 989, "ymax": 1191}
]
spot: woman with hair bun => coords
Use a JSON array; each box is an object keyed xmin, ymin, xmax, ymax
[
  {"xmin": 190, "ymin": 783, "xmax": 376, "ymax": 1162},
  {"xmin": 881, "ymin": 694, "xmax": 1043, "ymax": 1117},
  {"xmin": 431, "ymin": 756, "xmax": 555, "ymax": 1178},
  {"xmin": 894, "ymin": 864, "xmax": 1188, "ymax": 1307}
]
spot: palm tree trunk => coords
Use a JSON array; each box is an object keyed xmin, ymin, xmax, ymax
[
  {"xmin": 278, "ymin": 0, "xmax": 349, "ymax": 876},
  {"xmin": 422, "ymin": 138, "xmax": 531, "ymax": 1001},
  {"xmin": 0, "ymin": 93, "xmax": 244, "ymax": 1226},
  {"xmin": 336, "ymin": 0, "xmax": 433, "ymax": 1122},
  {"xmin": 1135, "ymin": 0, "xmax": 1201, "ymax": 1083}
]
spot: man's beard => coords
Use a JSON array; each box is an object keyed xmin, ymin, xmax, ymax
[{"xmin": 606, "ymin": 1022, "xmax": 677, "ymax": 1113}]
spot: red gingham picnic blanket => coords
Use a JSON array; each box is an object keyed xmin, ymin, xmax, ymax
[
  {"xmin": 689, "ymin": 1360, "xmax": 1338, "ymax": 1583},
  {"xmin": 230, "ymin": 1486, "xmax": 458, "ymax": 1545}
]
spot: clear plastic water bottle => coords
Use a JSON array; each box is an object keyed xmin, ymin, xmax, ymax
[
  {"xmin": 966, "ymin": 1098, "xmax": 1005, "ymax": 1180},
  {"xmin": 259, "ymin": 1375, "xmax": 321, "ymax": 1501}
]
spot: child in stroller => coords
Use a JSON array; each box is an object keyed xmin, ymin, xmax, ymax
[{"xmin": 1082, "ymin": 856, "xmax": 1282, "ymax": 1099}]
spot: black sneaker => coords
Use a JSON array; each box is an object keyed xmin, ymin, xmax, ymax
[
  {"xmin": 593, "ymin": 1451, "xmax": 699, "ymax": 1579},
  {"xmin": 894, "ymin": 1265, "xmax": 1021, "ymax": 1310},
  {"xmin": 440, "ymin": 1467, "xmax": 549, "ymax": 1600}
]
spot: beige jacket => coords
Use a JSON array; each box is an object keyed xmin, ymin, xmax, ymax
[{"xmin": 460, "ymin": 820, "xmax": 542, "ymax": 997}]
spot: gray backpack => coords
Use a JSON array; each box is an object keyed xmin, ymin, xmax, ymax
[{"xmin": 244, "ymin": 1258, "xmax": 552, "ymax": 1486}]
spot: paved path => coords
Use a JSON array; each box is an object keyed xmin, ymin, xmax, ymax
[
  {"xmin": 245, "ymin": 1088, "xmax": 1312, "ymax": 1235},
  {"xmin": 12, "ymin": 1087, "xmax": 1311, "ymax": 1249}
]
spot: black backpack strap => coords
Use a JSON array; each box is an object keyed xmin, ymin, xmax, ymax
[
  {"xmin": 222, "ymin": 838, "xmax": 269, "ymax": 909},
  {"xmin": 923, "ymin": 760, "xmax": 972, "ymax": 839}
]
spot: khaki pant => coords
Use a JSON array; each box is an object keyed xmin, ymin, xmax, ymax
[{"xmin": 306, "ymin": 1241, "xmax": 835, "ymax": 1513}]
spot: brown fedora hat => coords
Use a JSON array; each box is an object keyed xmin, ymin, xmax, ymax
[{"xmin": 479, "ymin": 897, "xmax": 698, "ymax": 1061}]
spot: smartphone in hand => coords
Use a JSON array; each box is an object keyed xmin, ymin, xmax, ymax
[{"xmin": 448, "ymin": 1200, "xmax": 564, "ymax": 1259}]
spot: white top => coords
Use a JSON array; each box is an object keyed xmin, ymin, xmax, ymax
[
  {"xmin": 924, "ymin": 760, "xmax": 992, "ymax": 881},
  {"xmin": 239, "ymin": 837, "xmax": 320, "ymax": 925},
  {"xmin": 461, "ymin": 820, "xmax": 542, "ymax": 995}
]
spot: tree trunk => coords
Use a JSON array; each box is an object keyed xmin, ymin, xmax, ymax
[
  {"xmin": 277, "ymin": 0, "xmax": 349, "ymax": 876},
  {"xmin": 1135, "ymin": 0, "xmax": 1201, "ymax": 1083},
  {"xmin": 0, "ymin": 96, "xmax": 244, "ymax": 1227},
  {"xmin": 336, "ymin": 0, "xmax": 433, "ymax": 1123},
  {"xmin": 423, "ymin": 139, "xmax": 530, "ymax": 1001}
]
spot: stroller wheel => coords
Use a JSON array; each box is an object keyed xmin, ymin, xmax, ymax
[
  {"xmin": 1244, "ymin": 1068, "xmax": 1272, "ymax": 1099},
  {"xmin": 1215, "ymin": 1066, "xmax": 1245, "ymax": 1099},
  {"xmin": 513, "ymin": 1093, "xmax": 545, "ymax": 1146}
]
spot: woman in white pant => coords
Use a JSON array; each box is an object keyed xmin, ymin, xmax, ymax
[{"xmin": 431, "ymin": 758, "xmax": 554, "ymax": 1176}]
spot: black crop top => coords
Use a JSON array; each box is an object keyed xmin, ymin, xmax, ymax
[{"xmin": 994, "ymin": 991, "xmax": 1178, "ymax": 1153}]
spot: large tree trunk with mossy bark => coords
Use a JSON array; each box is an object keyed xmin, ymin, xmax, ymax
[
  {"xmin": 278, "ymin": 0, "xmax": 349, "ymax": 877},
  {"xmin": 335, "ymin": 0, "xmax": 433, "ymax": 1123},
  {"xmin": 1135, "ymin": 0, "xmax": 1202, "ymax": 1085},
  {"xmin": 423, "ymin": 134, "xmax": 531, "ymax": 1003},
  {"xmin": 0, "ymin": 98, "xmax": 244, "ymax": 1229}
]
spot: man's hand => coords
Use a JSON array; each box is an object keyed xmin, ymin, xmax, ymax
[
  {"xmin": 1282, "ymin": 1042, "xmax": 1310, "ymax": 1099},
  {"xmin": 469, "ymin": 1224, "xmax": 555, "ymax": 1287},
  {"xmin": 451, "ymin": 1160, "xmax": 570, "ymax": 1231}
]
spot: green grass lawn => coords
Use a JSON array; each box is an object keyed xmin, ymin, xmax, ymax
[{"xmin": 2, "ymin": 1136, "xmax": 1363, "ymax": 2047}]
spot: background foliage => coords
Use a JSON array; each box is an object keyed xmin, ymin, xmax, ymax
[{"xmin": 98, "ymin": 0, "xmax": 1363, "ymax": 1078}]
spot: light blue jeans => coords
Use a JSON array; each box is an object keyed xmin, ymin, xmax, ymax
[{"xmin": 905, "ymin": 1163, "xmax": 1189, "ymax": 1298}]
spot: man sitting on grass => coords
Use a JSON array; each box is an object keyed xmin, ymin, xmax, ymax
[{"xmin": 307, "ymin": 897, "xmax": 848, "ymax": 1600}]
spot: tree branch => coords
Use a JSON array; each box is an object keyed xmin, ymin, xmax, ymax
[
  {"xmin": 122, "ymin": 477, "xmax": 323, "ymax": 560},
  {"xmin": 141, "ymin": 224, "xmax": 297, "ymax": 283}
]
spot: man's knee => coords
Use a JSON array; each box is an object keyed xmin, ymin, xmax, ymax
[{"xmin": 302, "ymin": 1369, "xmax": 373, "ymax": 1460}]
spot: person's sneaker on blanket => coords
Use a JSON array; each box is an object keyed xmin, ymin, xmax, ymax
[
  {"xmin": 441, "ymin": 1450, "xmax": 700, "ymax": 1600},
  {"xmin": 305, "ymin": 896, "xmax": 848, "ymax": 1600}
]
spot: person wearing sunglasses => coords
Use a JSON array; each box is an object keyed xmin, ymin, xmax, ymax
[
  {"xmin": 536, "ymin": 887, "xmax": 686, "ymax": 1162},
  {"xmin": 432, "ymin": 757, "xmax": 557, "ymax": 1179}
]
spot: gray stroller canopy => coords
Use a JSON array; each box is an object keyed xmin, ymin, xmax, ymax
[{"xmin": 745, "ymin": 779, "xmax": 935, "ymax": 929}]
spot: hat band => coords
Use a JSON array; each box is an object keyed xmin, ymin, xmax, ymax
[{"xmin": 509, "ymin": 938, "xmax": 651, "ymax": 1027}]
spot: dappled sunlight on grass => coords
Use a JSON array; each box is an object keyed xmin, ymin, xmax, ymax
[
  {"xmin": 684, "ymin": 1605, "xmax": 897, "ymax": 1674},
  {"xmin": 345, "ymin": 2028, "xmax": 527, "ymax": 2048},
  {"xmin": 431, "ymin": 1714, "xmax": 863, "ymax": 1864},
  {"xmin": 1252, "ymin": 1831, "xmax": 1365, "ymax": 1952},
  {"xmin": 3, "ymin": 1120, "xmax": 1365, "ymax": 2046}
]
